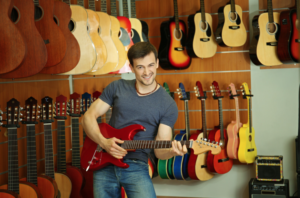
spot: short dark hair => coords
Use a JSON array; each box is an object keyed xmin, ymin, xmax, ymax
[{"xmin": 127, "ymin": 42, "xmax": 158, "ymax": 66}]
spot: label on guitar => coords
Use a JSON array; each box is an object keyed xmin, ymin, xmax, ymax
[
  {"xmin": 229, "ymin": 26, "xmax": 240, "ymax": 30},
  {"xmin": 266, "ymin": 42, "xmax": 278, "ymax": 46},
  {"xmin": 295, "ymin": 39, "xmax": 300, "ymax": 43},
  {"xmin": 174, "ymin": 47, "xmax": 184, "ymax": 51},
  {"xmin": 200, "ymin": 38, "xmax": 210, "ymax": 42}
]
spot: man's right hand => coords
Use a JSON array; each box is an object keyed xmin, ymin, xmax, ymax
[{"xmin": 101, "ymin": 137, "xmax": 128, "ymax": 159}]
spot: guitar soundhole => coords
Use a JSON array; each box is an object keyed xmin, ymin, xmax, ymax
[
  {"xmin": 131, "ymin": 30, "xmax": 135, "ymax": 39},
  {"xmin": 34, "ymin": 5, "xmax": 43, "ymax": 21},
  {"xmin": 11, "ymin": 6, "xmax": 19, "ymax": 24},
  {"xmin": 266, "ymin": 22, "xmax": 277, "ymax": 35},
  {"xmin": 174, "ymin": 29, "xmax": 182, "ymax": 40},
  {"xmin": 229, "ymin": 12, "xmax": 237, "ymax": 21},
  {"xmin": 249, "ymin": 135, "xmax": 252, "ymax": 142},
  {"xmin": 98, "ymin": 27, "xmax": 101, "ymax": 35},
  {"xmin": 68, "ymin": 20, "xmax": 75, "ymax": 32},
  {"xmin": 118, "ymin": 30, "xmax": 122, "ymax": 38},
  {"xmin": 199, "ymin": 21, "xmax": 208, "ymax": 32}
]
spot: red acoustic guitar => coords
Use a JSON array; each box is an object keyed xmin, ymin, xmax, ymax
[{"xmin": 206, "ymin": 81, "xmax": 233, "ymax": 174}]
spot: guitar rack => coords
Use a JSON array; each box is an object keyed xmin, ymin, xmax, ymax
[{"xmin": 180, "ymin": 92, "xmax": 190, "ymax": 101}]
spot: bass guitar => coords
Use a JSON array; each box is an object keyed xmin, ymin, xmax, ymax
[
  {"xmin": 277, "ymin": 0, "xmax": 299, "ymax": 64},
  {"xmin": 158, "ymin": 0, "xmax": 191, "ymax": 70},
  {"xmin": 187, "ymin": 0, "xmax": 217, "ymax": 58},
  {"xmin": 238, "ymin": 83, "xmax": 257, "ymax": 164},
  {"xmin": 214, "ymin": 0, "xmax": 247, "ymax": 47},
  {"xmin": 226, "ymin": 83, "xmax": 242, "ymax": 159},
  {"xmin": 207, "ymin": 81, "xmax": 233, "ymax": 174},
  {"xmin": 188, "ymin": 81, "xmax": 214, "ymax": 181}
]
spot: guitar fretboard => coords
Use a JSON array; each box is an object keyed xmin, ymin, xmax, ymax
[
  {"xmin": 71, "ymin": 118, "xmax": 81, "ymax": 169},
  {"xmin": 111, "ymin": 0, "xmax": 117, "ymax": 17},
  {"xmin": 101, "ymin": 0, "xmax": 107, "ymax": 13},
  {"xmin": 77, "ymin": 0, "xmax": 85, "ymax": 7},
  {"xmin": 57, "ymin": 120, "xmax": 67, "ymax": 173},
  {"xmin": 184, "ymin": 100, "xmax": 190, "ymax": 140},
  {"xmin": 230, "ymin": 0, "xmax": 236, "ymax": 13},
  {"xmin": 200, "ymin": 0, "xmax": 206, "ymax": 22},
  {"xmin": 218, "ymin": 98, "xmax": 224, "ymax": 141},
  {"xmin": 44, "ymin": 124, "xmax": 55, "ymax": 179},
  {"xmin": 248, "ymin": 97, "xmax": 252, "ymax": 133},
  {"xmin": 201, "ymin": 98, "xmax": 208, "ymax": 139},
  {"xmin": 173, "ymin": 0, "xmax": 179, "ymax": 31},
  {"xmin": 8, "ymin": 128, "xmax": 19, "ymax": 194},
  {"xmin": 131, "ymin": 0, "xmax": 137, "ymax": 18},
  {"xmin": 33, "ymin": 0, "xmax": 39, "ymax": 5},
  {"xmin": 27, "ymin": 125, "xmax": 38, "ymax": 186},
  {"xmin": 88, "ymin": 0, "xmax": 96, "ymax": 11},
  {"xmin": 121, "ymin": 140, "xmax": 192, "ymax": 149},
  {"xmin": 62, "ymin": 0, "xmax": 70, "ymax": 5},
  {"xmin": 267, "ymin": 0, "xmax": 274, "ymax": 23},
  {"xmin": 123, "ymin": 0, "xmax": 129, "ymax": 17}
]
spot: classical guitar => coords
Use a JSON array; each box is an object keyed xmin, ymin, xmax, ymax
[
  {"xmin": 226, "ymin": 83, "xmax": 242, "ymax": 159},
  {"xmin": 158, "ymin": 0, "xmax": 191, "ymax": 70},
  {"xmin": 20, "ymin": 97, "xmax": 59, "ymax": 198},
  {"xmin": 81, "ymin": 123, "xmax": 220, "ymax": 172},
  {"xmin": 188, "ymin": 81, "xmax": 214, "ymax": 181},
  {"xmin": 55, "ymin": 95, "xmax": 83, "ymax": 198},
  {"xmin": 214, "ymin": 0, "xmax": 247, "ymax": 47},
  {"xmin": 187, "ymin": 0, "xmax": 217, "ymax": 58},
  {"xmin": 0, "ymin": 0, "xmax": 47, "ymax": 79},
  {"xmin": 33, "ymin": 0, "xmax": 66, "ymax": 67},
  {"xmin": 130, "ymin": 0, "xmax": 149, "ymax": 42},
  {"xmin": 40, "ymin": 96, "xmax": 72, "ymax": 198},
  {"xmin": 238, "ymin": 83, "xmax": 257, "ymax": 164},
  {"xmin": 0, "ymin": 0, "xmax": 26, "ymax": 74},
  {"xmin": 40, "ymin": 0, "xmax": 80, "ymax": 74},
  {"xmin": 0, "ymin": 99, "xmax": 42, "ymax": 197},
  {"xmin": 251, "ymin": 0, "xmax": 282, "ymax": 66},
  {"xmin": 207, "ymin": 81, "xmax": 233, "ymax": 174},
  {"xmin": 86, "ymin": 0, "xmax": 120, "ymax": 75},
  {"xmin": 172, "ymin": 83, "xmax": 190, "ymax": 180},
  {"xmin": 277, "ymin": 0, "xmax": 299, "ymax": 64},
  {"xmin": 157, "ymin": 83, "xmax": 175, "ymax": 180},
  {"xmin": 60, "ymin": 0, "xmax": 97, "ymax": 75}
]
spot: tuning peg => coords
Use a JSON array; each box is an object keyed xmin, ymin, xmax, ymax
[
  {"xmin": 219, "ymin": 143, "xmax": 223, "ymax": 146},
  {"xmin": 66, "ymin": 112, "xmax": 69, "ymax": 115},
  {"xmin": 0, "ymin": 110, "xmax": 3, "ymax": 115},
  {"xmin": 204, "ymin": 138, "xmax": 207, "ymax": 142},
  {"xmin": 195, "ymin": 94, "xmax": 199, "ymax": 97},
  {"xmin": 19, "ymin": 118, "xmax": 22, "ymax": 121},
  {"xmin": 19, "ymin": 107, "xmax": 24, "ymax": 111},
  {"xmin": 216, "ymin": 141, "xmax": 218, "ymax": 145}
]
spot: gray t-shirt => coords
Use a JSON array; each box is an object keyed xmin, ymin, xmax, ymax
[{"xmin": 100, "ymin": 79, "xmax": 178, "ymax": 163}]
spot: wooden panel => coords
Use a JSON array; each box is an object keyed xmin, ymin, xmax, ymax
[{"xmin": 259, "ymin": 0, "xmax": 295, "ymax": 10}]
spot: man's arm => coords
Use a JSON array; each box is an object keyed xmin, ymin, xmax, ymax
[
  {"xmin": 154, "ymin": 123, "xmax": 187, "ymax": 160},
  {"xmin": 81, "ymin": 98, "xmax": 127, "ymax": 159}
]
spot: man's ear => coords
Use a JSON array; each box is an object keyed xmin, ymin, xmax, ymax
[{"xmin": 156, "ymin": 59, "xmax": 159, "ymax": 68}]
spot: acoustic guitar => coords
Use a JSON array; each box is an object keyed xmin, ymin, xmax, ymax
[
  {"xmin": 33, "ymin": 0, "xmax": 66, "ymax": 67},
  {"xmin": 60, "ymin": 0, "xmax": 97, "ymax": 75},
  {"xmin": 238, "ymin": 83, "xmax": 257, "ymax": 164},
  {"xmin": 207, "ymin": 81, "xmax": 233, "ymax": 174},
  {"xmin": 251, "ymin": 0, "xmax": 282, "ymax": 66},
  {"xmin": 277, "ymin": 0, "xmax": 299, "ymax": 64},
  {"xmin": 187, "ymin": 0, "xmax": 217, "ymax": 58},
  {"xmin": 0, "ymin": 189, "xmax": 20, "ymax": 198},
  {"xmin": 131, "ymin": 0, "xmax": 149, "ymax": 42},
  {"xmin": 40, "ymin": 0, "xmax": 80, "ymax": 74},
  {"xmin": 0, "ymin": 99, "xmax": 42, "ymax": 198},
  {"xmin": 40, "ymin": 96, "xmax": 72, "ymax": 198},
  {"xmin": 20, "ymin": 97, "xmax": 59, "ymax": 198},
  {"xmin": 125, "ymin": 0, "xmax": 142, "ymax": 43},
  {"xmin": 187, "ymin": 81, "xmax": 214, "ymax": 181},
  {"xmin": 158, "ymin": 0, "xmax": 191, "ymax": 70},
  {"xmin": 55, "ymin": 95, "xmax": 83, "ymax": 198},
  {"xmin": 214, "ymin": 0, "xmax": 247, "ymax": 47},
  {"xmin": 0, "ymin": 0, "xmax": 47, "ymax": 79},
  {"xmin": 0, "ymin": 0, "xmax": 26, "ymax": 74},
  {"xmin": 226, "ymin": 83, "xmax": 242, "ymax": 159}
]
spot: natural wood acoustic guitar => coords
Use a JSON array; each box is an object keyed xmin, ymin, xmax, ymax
[{"xmin": 131, "ymin": 0, "xmax": 149, "ymax": 42}]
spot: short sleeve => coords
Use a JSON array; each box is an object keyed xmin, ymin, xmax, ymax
[
  {"xmin": 160, "ymin": 101, "xmax": 178, "ymax": 128},
  {"xmin": 99, "ymin": 80, "xmax": 118, "ymax": 106}
]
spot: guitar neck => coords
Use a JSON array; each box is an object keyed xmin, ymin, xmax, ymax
[
  {"xmin": 44, "ymin": 123, "xmax": 55, "ymax": 179},
  {"xmin": 200, "ymin": 0, "xmax": 206, "ymax": 22},
  {"xmin": 26, "ymin": 124, "xmax": 38, "ymax": 186},
  {"xmin": 297, "ymin": 0, "xmax": 300, "ymax": 20},
  {"xmin": 230, "ymin": 0, "xmax": 236, "ymax": 13},
  {"xmin": 267, "ymin": 0, "xmax": 274, "ymax": 23},
  {"xmin": 121, "ymin": 140, "xmax": 193, "ymax": 149},
  {"xmin": 88, "ymin": 0, "xmax": 96, "ymax": 11},
  {"xmin": 111, "ymin": 0, "xmax": 117, "ymax": 17},
  {"xmin": 173, "ymin": 0, "xmax": 179, "ymax": 30},
  {"xmin": 77, "ymin": 0, "xmax": 85, "ymax": 7},
  {"xmin": 218, "ymin": 98, "xmax": 224, "ymax": 140},
  {"xmin": 131, "ymin": 0, "xmax": 137, "ymax": 18},
  {"xmin": 201, "ymin": 99, "xmax": 208, "ymax": 139},
  {"xmin": 247, "ymin": 97, "xmax": 253, "ymax": 133},
  {"xmin": 123, "ymin": 0, "xmax": 129, "ymax": 17},
  {"xmin": 71, "ymin": 118, "xmax": 81, "ymax": 169},
  {"xmin": 101, "ymin": 0, "xmax": 108, "ymax": 13},
  {"xmin": 57, "ymin": 120, "xmax": 67, "ymax": 173},
  {"xmin": 184, "ymin": 100, "xmax": 190, "ymax": 140},
  {"xmin": 33, "ymin": 0, "xmax": 39, "ymax": 5},
  {"xmin": 62, "ymin": 0, "xmax": 70, "ymax": 5},
  {"xmin": 8, "ymin": 128, "xmax": 20, "ymax": 194},
  {"xmin": 234, "ymin": 97, "xmax": 240, "ymax": 124}
]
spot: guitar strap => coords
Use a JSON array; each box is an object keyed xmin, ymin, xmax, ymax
[{"xmin": 296, "ymin": 84, "xmax": 300, "ymax": 173}]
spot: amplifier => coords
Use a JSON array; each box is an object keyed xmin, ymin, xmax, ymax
[
  {"xmin": 249, "ymin": 178, "xmax": 289, "ymax": 198},
  {"xmin": 296, "ymin": 138, "xmax": 300, "ymax": 173},
  {"xmin": 255, "ymin": 156, "xmax": 283, "ymax": 181}
]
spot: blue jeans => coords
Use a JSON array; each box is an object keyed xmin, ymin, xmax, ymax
[{"xmin": 93, "ymin": 159, "xmax": 156, "ymax": 198}]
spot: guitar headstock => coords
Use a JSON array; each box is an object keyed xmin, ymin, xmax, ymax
[
  {"xmin": 211, "ymin": 81, "xmax": 222, "ymax": 99},
  {"xmin": 40, "ymin": 96, "xmax": 54, "ymax": 123},
  {"xmin": 81, "ymin": 92, "xmax": 91, "ymax": 114},
  {"xmin": 194, "ymin": 81, "xmax": 206, "ymax": 99},
  {"xmin": 68, "ymin": 93, "xmax": 81, "ymax": 117},
  {"xmin": 3, "ymin": 98, "xmax": 23, "ymax": 128},
  {"xmin": 177, "ymin": 83, "xmax": 189, "ymax": 100},
  {"xmin": 192, "ymin": 137, "xmax": 222, "ymax": 155},
  {"xmin": 22, "ymin": 97, "xmax": 39, "ymax": 124},
  {"xmin": 241, "ymin": 82, "xmax": 252, "ymax": 99},
  {"xmin": 163, "ymin": 82, "xmax": 171, "ymax": 95},
  {"xmin": 55, "ymin": 95, "xmax": 67, "ymax": 120},
  {"xmin": 228, "ymin": 83, "xmax": 238, "ymax": 99},
  {"xmin": 92, "ymin": 91, "xmax": 102, "ymax": 103}
]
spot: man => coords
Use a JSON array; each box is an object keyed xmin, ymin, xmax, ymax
[{"xmin": 82, "ymin": 42, "xmax": 187, "ymax": 198}]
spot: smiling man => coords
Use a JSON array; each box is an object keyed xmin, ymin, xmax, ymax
[{"xmin": 82, "ymin": 42, "xmax": 187, "ymax": 198}]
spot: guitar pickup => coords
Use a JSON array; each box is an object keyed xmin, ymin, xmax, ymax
[
  {"xmin": 174, "ymin": 47, "xmax": 184, "ymax": 51},
  {"xmin": 266, "ymin": 42, "xmax": 278, "ymax": 46},
  {"xmin": 229, "ymin": 26, "xmax": 240, "ymax": 30},
  {"xmin": 200, "ymin": 38, "xmax": 210, "ymax": 42}
]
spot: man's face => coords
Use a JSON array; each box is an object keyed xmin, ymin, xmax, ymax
[{"xmin": 130, "ymin": 52, "xmax": 159, "ymax": 86}]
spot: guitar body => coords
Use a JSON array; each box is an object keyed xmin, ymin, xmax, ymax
[
  {"xmin": 172, "ymin": 132, "xmax": 189, "ymax": 180},
  {"xmin": 215, "ymin": 4, "xmax": 246, "ymax": 47},
  {"xmin": 0, "ymin": 0, "xmax": 26, "ymax": 74},
  {"xmin": 0, "ymin": 0, "xmax": 47, "ymax": 79},
  {"xmin": 81, "ymin": 169, "xmax": 94, "ymax": 198},
  {"xmin": 61, "ymin": 5, "xmax": 97, "ymax": 75},
  {"xmin": 158, "ymin": 19, "xmax": 191, "ymax": 70},
  {"xmin": 187, "ymin": 12, "xmax": 217, "ymax": 58},
  {"xmin": 0, "ymin": 190, "xmax": 20, "ymax": 198},
  {"xmin": 34, "ymin": 0, "xmax": 67, "ymax": 67},
  {"xmin": 157, "ymin": 159, "xmax": 169, "ymax": 179},
  {"xmin": 290, "ymin": 11, "xmax": 299, "ymax": 62},
  {"xmin": 238, "ymin": 126, "xmax": 257, "ymax": 164},
  {"xmin": 167, "ymin": 157, "xmax": 175, "ymax": 179},
  {"xmin": 129, "ymin": 18, "xmax": 142, "ymax": 43},
  {"xmin": 249, "ymin": 15, "xmax": 262, "ymax": 66},
  {"xmin": 141, "ymin": 20, "xmax": 149, "ymax": 42},
  {"xmin": 86, "ymin": 12, "xmax": 118, "ymax": 75},
  {"xmin": 81, "ymin": 123, "xmax": 145, "ymax": 171},
  {"xmin": 187, "ymin": 133, "xmax": 200, "ymax": 180},
  {"xmin": 257, "ymin": 12, "xmax": 282, "ymax": 66},
  {"xmin": 226, "ymin": 121, "xmax": 242, "ymax": 159},
  {"xmin": 66, "ymin": 166, "xmax": 83, "ymax": 198},
  {"xmin": 0, "ymin": 182, "xmax": 42, "ymax": 198},
  {"xmin": 40, "ymin": 1, "xmax": 80, "ymax": 74},
  {"xmin": 206, "ymin": 127, "xmax": 218, "ymax": 173},
  {"xmin": 277, "ymin": 9, "xmax": 298, "ymax": 64},
  {"xmin": 54, "ymin": 173, "xmax": 72, "ymax": 198}
]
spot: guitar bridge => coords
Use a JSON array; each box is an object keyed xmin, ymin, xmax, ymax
[
  {"xmin": 200, "ymin": 38, "xmax": 210, "ymax": 42},
  {"xmin": 229, "ymin": 26, "xmax": 240, "ymax": 30},
  {"xmin": 266, "ymin": 42, "xmax": 277, "ymax": 46},
  {"xmin": 174, "ymin": 47, "xmax": 184, "ymax": 51}
]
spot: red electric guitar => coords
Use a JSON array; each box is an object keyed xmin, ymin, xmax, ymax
[{"xmin": 206, "ymin": 81, "xmax": 233, "ymax": 174}]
